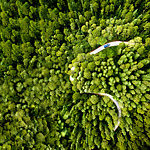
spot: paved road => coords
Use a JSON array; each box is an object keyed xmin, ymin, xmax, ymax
[
  {"xmin": 90, "ymin": 41, "xmax": 129, "ymax": 54},
  {"xmin": 70, "ymin": 41, "xmax": 131, "ymax": 81},
  {"xmin": 69, "ymin": 41, "xmax": 134, "ymax": 131}
]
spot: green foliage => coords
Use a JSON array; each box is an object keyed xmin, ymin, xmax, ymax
[
  {"xmin": 89, "ymin": 95, "xmax": 99, "ymax": 105},
  {"xmin": 0, "ymin": 0, "xmax": 149, "ymax": 149},
  {"xmin": 36, "ymin": 133, "xmax": 45, "ymax": 143}
]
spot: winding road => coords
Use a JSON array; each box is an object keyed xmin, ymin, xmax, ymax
[
  {"xmin": 70, "ymin": 41, "xmax": 132, "ymax": 81},
  {"xmin": 70, "ymin": 41, "xmax": 134, "ymax": 131}
]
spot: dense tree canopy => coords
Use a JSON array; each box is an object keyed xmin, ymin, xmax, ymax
[{"xmin": 0, "ymin": 0, "xmax": 150, "ymax": 149}]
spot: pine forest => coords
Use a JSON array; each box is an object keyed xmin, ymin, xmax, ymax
[{"xmin": 0, "ymin": 0, "xmax": 150, "ymax": 149}]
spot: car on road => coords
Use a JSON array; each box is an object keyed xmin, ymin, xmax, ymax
[{"xmin": 104, "ymin": 43, "xmax": 110, "ymax": 48}]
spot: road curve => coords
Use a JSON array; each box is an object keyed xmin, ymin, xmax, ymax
[
  {"xmin": 87, "ymin": 92, "xmax": 121, "ymax": 131},
  {"xmin": 70, "ymin": 41, "xmax": 131, "ymax": 81},
  {"xmin": 69, "ymin": 41, "xmax": 134, "ymax": 131}
]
